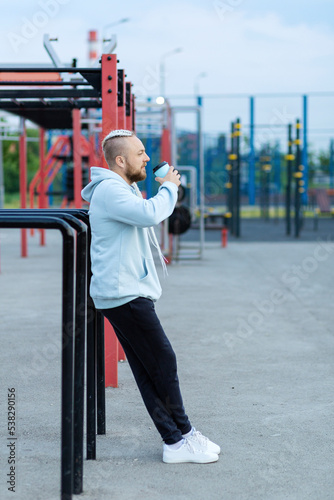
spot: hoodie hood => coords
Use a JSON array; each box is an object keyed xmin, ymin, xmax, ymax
[{"xmin": 81, "ymin": 166, "xmax": 129, "ymax": 203}]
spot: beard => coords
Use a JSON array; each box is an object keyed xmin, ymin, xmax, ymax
[{"xmin": 125, "ymin": 163, "xmax": 147, "ymax": 184}]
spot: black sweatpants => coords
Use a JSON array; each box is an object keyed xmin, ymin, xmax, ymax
[{"xmin": 101, "ymin": 297, "xmax": 192, "ymax": 444}]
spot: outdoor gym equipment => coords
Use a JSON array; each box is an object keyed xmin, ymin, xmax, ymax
[
  {"xmin": 0, "ymin": 212, "xmax": 83, "ymax": 499},
  {"xmin": 285, "ymin": 119, "xmax": 304, "ymax": 237},
  {"xmin": 225, "ymin": 118, "xmax": 241, "ymax": 237}
]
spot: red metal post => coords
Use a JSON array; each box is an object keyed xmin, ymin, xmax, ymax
[
  {"xmin": 116, "ymin": 72, "xmax": 127, "ymax": 362},
  {"xmin": 104, "ymin": 319, "xmax": 118, "ymax": 388},
  {"xmin": 19, "ymin": 118, "xmax": 27, "ymax": 257},
  {"xmin": 167, "ymin": 233, "xmax": 173, "ymax": 264},
  {"xmin": 118, "ymin": 347, "xmax": 126, "ymax": 362},
  {"xmin": 161, "ymin": 102, "xmax": 172, "ymax": 164},
  {"xmin": 101, "ymin": 54, "xmax": 118, "ymax": 169},
  {"xmin": 39, "ymin": 128, "xmax": 46, "ymax": 246},
  {"xmin": 117, "ymin": 69, "xmax": 127, "ymax": 362},
  {"xmin": 161, "ymin": 128, "xmax": 172, "ymax": 165},
  {"xmin": 88, "ymin": 135, "xmax": 97, "ymax": 169},
  {"xmin": 72, "ymin": 108, "xmax": 82, "ymax": 208},
  {"xmin": 101, "ymin": 53, "xmax": 122, "ymax": 381},
  {"xmin": 221, "ymin": 227, "xmax": 228, "ymax": 248}
]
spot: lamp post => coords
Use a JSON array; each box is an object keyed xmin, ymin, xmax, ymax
[
  {"xmin": 194, "ymin": 72, "xmax": 207, "ymax": 96},
  {"xmin": 103, "ymin": 18, "xmax": 130, "ymax": 40},
  {"xmin": 159, "ymin": 47, "xmax": 182, "ymax": 98}
]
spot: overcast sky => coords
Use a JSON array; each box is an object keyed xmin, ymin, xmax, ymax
[{"xmin": 1, "ymin": 0, "xmax": 333, "ymax": 148}]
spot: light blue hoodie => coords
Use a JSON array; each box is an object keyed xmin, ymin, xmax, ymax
[{"xmin": 81, "ymin": 167, "xmax": 178, "ymax": 309}]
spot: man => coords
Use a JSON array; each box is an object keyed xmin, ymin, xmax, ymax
[{"xmin": 81, "ymin": 129, "xmax": 220, "ymax": 464}]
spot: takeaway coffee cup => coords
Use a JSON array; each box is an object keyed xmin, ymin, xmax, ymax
[{"xmin": 153, "ymin": 161, "xmax": 170, "ymax": 178}]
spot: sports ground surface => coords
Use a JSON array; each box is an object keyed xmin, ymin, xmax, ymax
[{"xmin": 0, "ymin": 221, "xmax": 333, "ymax": 500}]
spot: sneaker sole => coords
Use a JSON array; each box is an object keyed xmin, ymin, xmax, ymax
[{"xmin": 162, "ymin": 454, "xmax": 219, "ymax": 464}]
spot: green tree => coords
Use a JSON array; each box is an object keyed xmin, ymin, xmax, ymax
[{"xmin": 3, "ymin": 127, "xmax": 40, "ymax": 193}]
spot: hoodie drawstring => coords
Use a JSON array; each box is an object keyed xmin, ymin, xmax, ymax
[{"xmin": 132, "ymin": 183, "xmax": 168, "ymax": 277}]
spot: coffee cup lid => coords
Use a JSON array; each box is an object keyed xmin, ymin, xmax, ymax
[{"xmin": 153, "ymin": 161, "xmax": 168, "ymax": 173}]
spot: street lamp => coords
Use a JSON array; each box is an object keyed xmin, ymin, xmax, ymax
[
  {"xmin": 194, "ymin": 72, "xmax": 207, "ymax": 96},
  {"xmin": 159, "ymin": 47, "xmax": 182, "ymax": 98},
  {"xmin": 103, "ymin": 18, "xmax": 130, "ymax": 41}
]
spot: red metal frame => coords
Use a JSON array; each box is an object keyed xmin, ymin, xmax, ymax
[
  {"xmin": 89, "ymin": 134, "xmax": 98, "ymax": 169},
  {"xmin": 161, "ymin": 102, "xmax": 172, "ymax": 165},
  {"xmin": 29, "ymin": 135, "xmax": 67, "ymax": 209},
  {"xmin": 221, "ymin": 227, "xmax": 228, "ymax": 248},
  {"xmin": 104, "ymin": 325, "xmax": 119, "ymax": 388},
  {"xmin": 116, "ymin": 80, "xmax": 135, "ymax": 363},
  {"xmin": 19, "ymin": 118, "xmax": 27, "ymax": 257},
  {"xmin": 73, "ymin": 108, "xmax": 82, "ymax": 208},
  {"xmin": 29, "ymin": 134, "xmax": 94, "ymax": 214},
  {"xmin": 1, "ymin": 58, "xmax": 137, "ymax": 391},
  {"xmin": 38, "ymin": 128, "xmax": 46, "ymax": 245},
  {"xmin": 117, "ymin": 71, "xmax": 127, "ymax": 362},
  {"xmin": 161, "ymin": 128, "xmax": 172, "ymax": 165},
  {"xmin": 101, "ymin": 54, "xmax": 118, "ymax": 169},
  {"xmin": 8, "ymin": 55, "xmax": 136, "ymax": 387},
  {"xmin": 101, "ymin": 54, "xmax": 122, "ymax": 386}
]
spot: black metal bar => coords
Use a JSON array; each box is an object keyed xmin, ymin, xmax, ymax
[
  {"xmin": 0, "ymin": 100, "xmax": 101, "ymax": 110},
  {"xmin": 294, "ymin": 119, "xmax": 302, "ymax": 237},
  {"xmin": 96, "ymin": 311, "xmax": 106, "ymax": 435},
  {"xmin": 22, "ymin": 209, "xmax": 98, "ymax": 464},
  {"xmin": 0, "ymin": 215, "xmax": 75, "ymax": 500},
  {"xmin": 0, "ymin": 208, "xmax": 103, "ymax": 465},
  {"xmin": 265, "ymin": 166, "xmax": 270, "ymax": 220},
  {"xmin": 260, "ymin": 157, "xmax": 264, "ymax": 218},
  {"xmin": 52, "ymin": 211, "xmax": 99, "ymax": 461},
  {"xmin": 286, "ymin": 124, "xmax": 293, "ymax": 235},
  {"xmin": 85, "ymin": 233, "xmax": 97, "ymax": 459},
  {"xmin": 125, "ymin": 82, "xmax": 131, "ymax": 116},
  {"xmin": 231, "ymin": 122, "xmax": 237, "ymax": 236},
  {"xmin": 68, "ymin": 211, "xmax": 103, "ymax": 457},
  {"xmin": 0, "ymin": 209, "xmax": 88, "ymax": 495},
  {"xmin": 64, "ymin": 212, "xmax": 98, "ymax": 461},
  {"xmin": 87, "ymin": 299, "xmax": 97, "ymax": 459},
  {"xmin": 72, "ymin": 224, "xmax": 87, "ymax": 494},
  {"xmin": 0, "ymin": 89, "xmax": 100, "ymax": 99},
  {"xmin": 228, "ymin": 122, "xmax": 234, "ymax": 232},
  {"xmin": 117, "ymin": 69, "xmax": 124, "ymax": 107},
  {"xmin": 235, "ymin": 118, "xmax": 241, "ymax": 237},
  {"xmin": 260, "ymin": 153, "xmax": 271, "ymax": 221}
]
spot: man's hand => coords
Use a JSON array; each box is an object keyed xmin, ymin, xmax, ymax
[{"xmin": 155, "ymin": 166, "xmax": 181, "ymax": 187}]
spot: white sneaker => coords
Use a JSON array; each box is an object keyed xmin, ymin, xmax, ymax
[
  {"xmin": 162, "ymin": 439, "xmax": 219, "ymax": 464},
  {"xmin": 186, "ymin": 429, "xmax": 221, "ymax": 455}
]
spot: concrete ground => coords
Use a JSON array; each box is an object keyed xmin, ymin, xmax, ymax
[
  {"xmin": 0, "ymin": 227, "xmax": 334, "ymax": 500},
  {"xmin": 187, "ymin": 216, "xmax": 334, "ymax": 243}
]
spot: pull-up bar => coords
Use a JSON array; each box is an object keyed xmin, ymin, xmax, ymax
[{"xmin": 0, "ymin": 214, "xmax": 76, "ymax": 499}]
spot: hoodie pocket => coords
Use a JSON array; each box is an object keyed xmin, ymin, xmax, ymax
[
  {"xmin": 138, "ymin": 259, "xmax": 161, "ymax": 298},
  {"xmin": 139, "ymin": 259, "xmax": 149, "ymax": 281},
  {"xmin": 118, "ymin": 258, "xmax": 148, "ymax": 296}
]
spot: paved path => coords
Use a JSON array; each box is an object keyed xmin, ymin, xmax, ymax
[
  {"xmin": 187, "ymin": 217, "xmax": 334, "ymax": 243},
  {"xmin": 0, "ymin": 228, "xmax": 333, "ymax": 500}
]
